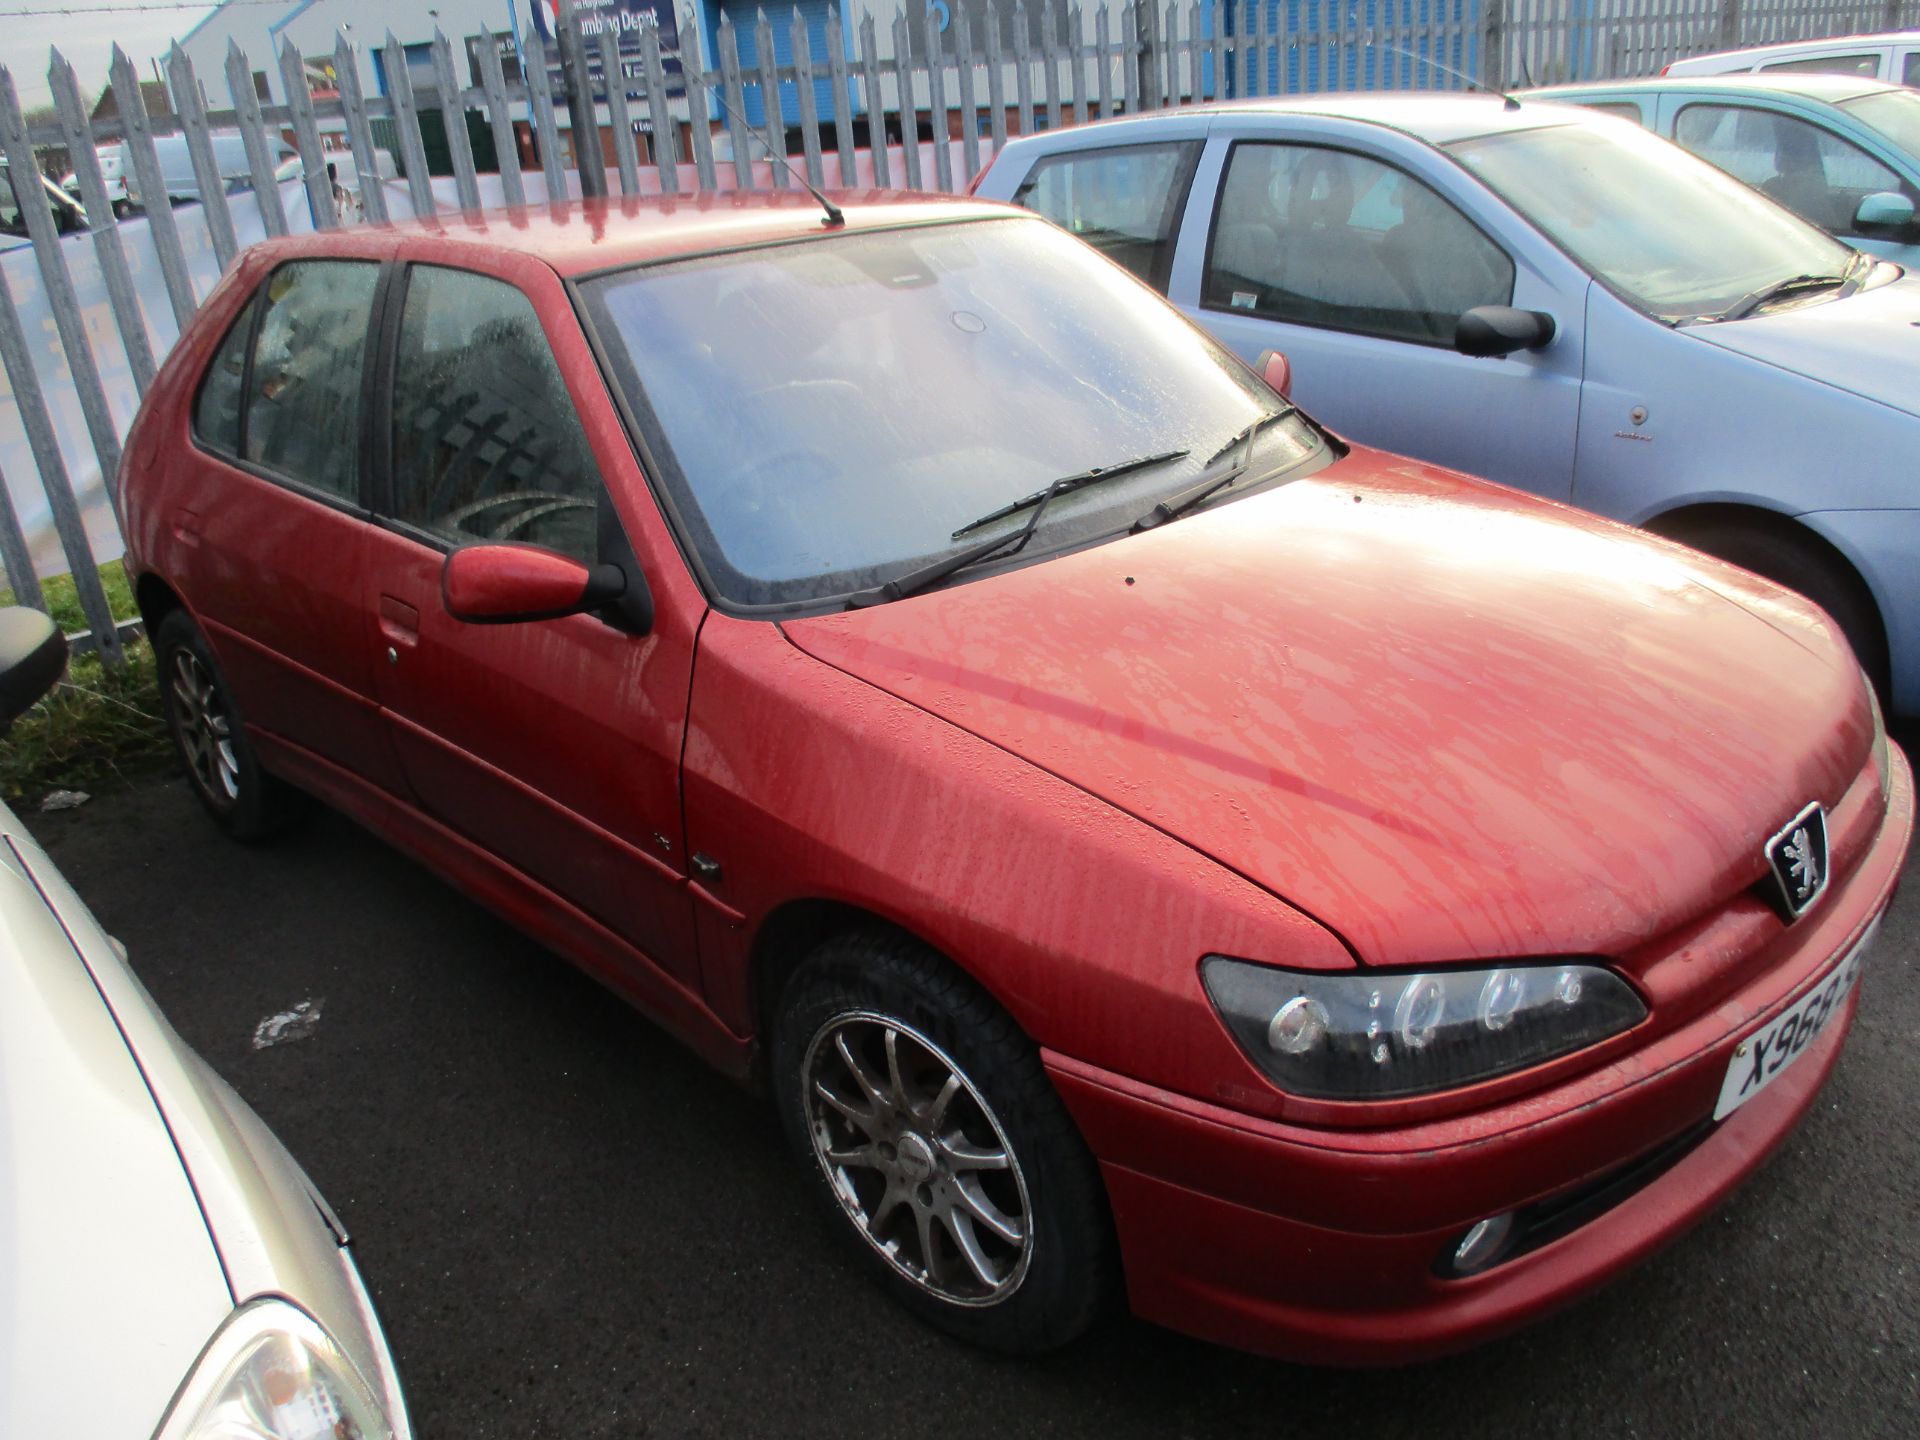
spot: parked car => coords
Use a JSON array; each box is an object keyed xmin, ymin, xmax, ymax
[
  {"xmin": 122, "ymin": 133, "xmax": 303, "ymax": 209},
  {"xmin": 0, "ymin": 605, "xmax": 413, "ymax": 1438},
  {"xmin": 1532, "ymin": 75, "xmax": 1920, "ymax": 263},
  {"xmin": 117, "ymin": 192, "xmax": 1912, "ymax": 1362},
  {"xmin": 60, "ymin": 141, "xmax": 131, "ymax": 216},
  {"xmin": 1661, "ymin": 28, "xmax": 1920, "ymax": 86},
  {"xmin": 975, "ymin": 95, "xmax": 1920, "ymax": 714},
  {"xmin": 0, "ymin": 157, "xmax": 88, "ymax": 238}
]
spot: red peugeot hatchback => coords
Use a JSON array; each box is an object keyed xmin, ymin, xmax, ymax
[{"xmin": 120, "ymin": 191, "xmax": 1910, "ymax": 1363}]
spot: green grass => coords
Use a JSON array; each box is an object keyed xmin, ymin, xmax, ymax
[{"xmin": 0, "ymin": 560, "xmax": 173, "ymax": 805}]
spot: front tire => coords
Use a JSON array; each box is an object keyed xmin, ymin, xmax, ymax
[
  {"xmin": 772, "ymin": 928, "xmax": 1115, "ymax": 1354},
  {"xmin": 155, "ymin": 610, "xmax": 307, "ymax": 840}
]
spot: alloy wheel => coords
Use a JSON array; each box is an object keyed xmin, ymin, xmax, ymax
[
  {"xmin": 169, "ymin": 647, "xmax": 240, "ymax": 808},
  {"xmin": 802, "ymin": 1012, "xmax": 1033, "ymax": 1306}
]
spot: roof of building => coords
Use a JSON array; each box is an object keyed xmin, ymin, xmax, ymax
[{"xmin": 89, "ymin": 80, "xmax": 171, "ymax": 121}]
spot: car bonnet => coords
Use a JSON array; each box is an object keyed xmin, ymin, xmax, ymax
[
  {"xmin": 1686, "ymin": 269, "xmax": 1920, "ymax": 417},
  {"xmin": 0, "ymin": 828, "xmax": 230, "ymax": 1438},
  {"xmin": 782, "ymin": 448, "xmax": 1869, "ymax": 969}
]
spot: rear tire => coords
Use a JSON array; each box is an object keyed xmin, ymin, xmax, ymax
[
  {"xmin": 771, "ymin": 927, "xmax": 1115, "ymax": 1354},
  {"xmin": 154, "ymin": 610, "xmax": 308, "ymax": 840}
]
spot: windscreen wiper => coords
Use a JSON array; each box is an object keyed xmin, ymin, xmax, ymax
[
  {"xmin": 949, "ymin": 448, "xmax": 1190, "ymax": 538},
  {"xmin": 1198, "ymin": 405, "xmax": 1293, "ymax": 466},
  {"xmin": 845, "ymin": 449, "xmax": 1188, "ymax": 608},
  {"xmin": 1717, "ymin": 254, "xmax": 1868, "ymax": 323},
  {"xmin": 1130, "ymin": 412, "xmax": 1273, "ymax": 533}
]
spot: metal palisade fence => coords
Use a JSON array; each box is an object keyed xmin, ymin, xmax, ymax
[{"xmin": 1, "ymin": 0, "xmax": 1913, "ymax": 659}]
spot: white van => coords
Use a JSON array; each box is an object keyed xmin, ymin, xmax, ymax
[
  {"xmin": 0, "ymin": 159, "xmax": 88, "ymax": 238},
  {"xmin": 60, "ymin": 143, "xmax": 129, "ymax": 215},
  {"xmin": 1662, "ymin": 29, "xmax": 1920, "ymax": 87},
  {"xmin": 120, "ymin": 133, "xmax": 302, "ymax": 208}
]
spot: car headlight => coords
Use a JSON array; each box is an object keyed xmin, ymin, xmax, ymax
[
  {"xmin": 1865, "ymin": 674, "xmax": 1890, "ymax": 804},
  {"xmin": 157, "ymin": 1298, "xmax": 395, "ymax": 1440},
  {"xmin": 1202, "ymin": 956, "xmax": 1646, "ymax": 1100}
]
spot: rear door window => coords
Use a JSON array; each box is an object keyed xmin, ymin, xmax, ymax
[
  {"xmin": 1902, "ymin": 51, "xmax": 1920, "ymax": 87},
  {"xmin": 385, "ymin": 264, "xmax": 601, "ymax": 561},
  {"xmin": 1202, "ymin": 142, "xmax": 1514, "ymax": 345},
  {"xmin": 206, "ymin": 259, "xmax": 379, "ymax": 501},
  {"xmin": 1011, "ymin": 141, "xmax": 1202, "ymax": 290},
  {"xmin": 1674, "ymin": 103, "xmax": 1913, "ymax": 234}
]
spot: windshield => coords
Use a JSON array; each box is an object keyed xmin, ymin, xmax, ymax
[
  {"xmin": 1839, "ymin": 89, "xmax": 1920, "ymax": 159},
  {"xmin": 1447, "ymin": 119, "xmax": 1857, "ymax": 321},
  {"xmin": 582, "ymin": 217, "xmax": 1324, "ymax": 608}
]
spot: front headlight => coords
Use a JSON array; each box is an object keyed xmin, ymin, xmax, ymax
[
  {"xmin": 157, "ymin": 1298, "xmax": 395, "ymax": 1440},
  {"xmin": 1203, "ymin": 956, "xmax": 1646, "ymax": 1100}
]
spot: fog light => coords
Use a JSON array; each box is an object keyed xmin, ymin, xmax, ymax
[{"xmin": 1446, "ymin": 1212, "xmax": 1516, "ymax": 1275}]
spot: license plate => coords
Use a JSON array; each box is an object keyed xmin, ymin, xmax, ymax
[{"xmin": 1713, "ymin": 916, "xmax": 1878, "ymax": 1121}]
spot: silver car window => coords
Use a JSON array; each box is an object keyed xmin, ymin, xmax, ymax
[
  {"xmin": 1011, "ymin": 140, "xmax": 1202, "ymax": 290},
  {"xmin": 1449, "ymin": 120, "xmax": 1856, "ymax": 321},
  {"xmin": 1203, "ymin": 142, "xmax": 1514, "ymax": 346},
  {"xmin": 1839, "ymin": 89, "xmax": 1920, "ymax": 159},
  {"xmin": 1674, "ymin": 103, "xmax": 1912, "ymax": 235}
]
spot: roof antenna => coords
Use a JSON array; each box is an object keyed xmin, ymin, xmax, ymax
[
  {"xmin": 1383, "ymin": 44, "xmax": 1523, "ymax": 111},
  {"xmin": 706, "ymin": 86, "xmax": 845, "ymax": 227}
]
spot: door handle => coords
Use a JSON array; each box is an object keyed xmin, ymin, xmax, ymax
[{"xmin": 378, "ymin": 595, "xmax": 420, "ymax": 655}]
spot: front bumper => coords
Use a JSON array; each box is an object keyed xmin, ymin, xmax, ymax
[{"xmin": 1047, "ymin": 749, "xmax": 1912, "ymax": 1366}]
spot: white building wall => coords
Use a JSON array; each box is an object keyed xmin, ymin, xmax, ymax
[{"xmin": 176, "ymin": 0, "xmax": 523, "ymax": 106}]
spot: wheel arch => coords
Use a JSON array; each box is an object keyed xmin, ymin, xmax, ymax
[
  {"xmin": 745, "ymin": 896, "xmax": 1043, "ymax": 1069},
  {"xmin": 134, "ymin": 571, "xmax": 187, "ymax": 641}
]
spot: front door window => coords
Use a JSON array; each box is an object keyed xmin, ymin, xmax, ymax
[
  {"xmin": 1202, "ymin": 142, "xmax": 1514, "ymax": 345},
  {"xmin": 388, "ymin": 264, "xmax": 603, "ymax": 560}
]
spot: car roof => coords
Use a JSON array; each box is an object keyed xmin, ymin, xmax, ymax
[
  {"xmin": 1531, "ymin": 72, "xmax": 1905, "ymax": 105},
  {"xmin": 1018, "ymin": 91, "xmax": 1592, "ymax": 148},
  {"xmin": 270, "ymin": 189, "xmax": 1020, "ymax": 278},
  {"xmin": 1682, "ymin": 28, "xmax": 1919, "ymax": 60}
]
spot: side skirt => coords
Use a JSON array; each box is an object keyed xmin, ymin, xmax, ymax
[{"xmin": 251, "ymin": 729, "xmax": 754, "ymax": 1083}]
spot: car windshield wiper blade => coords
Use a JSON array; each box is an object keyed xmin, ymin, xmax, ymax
[
  {"xmin": 1716, "ymin": 263, "xmax": 1861, "ymax": 323},
  {"xmin": 1199, "ymin": 405, "xmax": 1293, "ymax": 466},
  {"xmin": 949, "ymin": 448, "xmax": 1190, "ymax": 538},
  {"xmin": 1130, "ymin": 411, "xmax": 1277, "ymax": 533},
  {"xmin": 845, "ymin": 449, "xmax": 1187, "ymax": 609}
]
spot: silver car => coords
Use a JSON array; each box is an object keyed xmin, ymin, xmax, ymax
[
  {"xmin": 975, "ymin": 96, "xmax": 1920, "ymax": 713},
  {"xmin": 0, "ymin": 607, "xmax": 412, "ymax": 1438}
]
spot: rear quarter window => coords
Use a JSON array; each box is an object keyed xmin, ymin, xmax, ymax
[{"xmin": 192, "ymin": 297, "xmax": 255, "ymax": 455}]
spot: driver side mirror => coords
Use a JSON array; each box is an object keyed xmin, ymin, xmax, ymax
[
  {"xmin": 1255, "ymin": 348, "xmax": 1292, "ymax": 399},
  {"xmin": 1454, "ymin": 305, "xmax": 1557, "ymax": 358},
  {"xmin": 442, "ymin": 543, "xmax": 651, "ymax": 634},
  {"xmin": 0, "ymin": 606, "xmax": 69, "ymax": 727},
  {"xmin": 1854, "ymin": 190, "xmax": 1916, "ymax": 233}
]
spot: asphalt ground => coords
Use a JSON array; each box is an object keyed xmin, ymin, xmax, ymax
[{"xmin": 29, "ymin": 756, "xmax": 1920, "ymax": 1440}]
